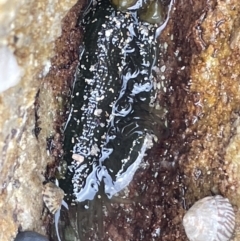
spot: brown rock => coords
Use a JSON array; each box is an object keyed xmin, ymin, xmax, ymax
[{"xmin": 0, "ymin": 0, "xmax": 82, "ymax": 240}]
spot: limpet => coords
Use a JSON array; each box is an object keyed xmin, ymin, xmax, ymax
[
  {"xmin": 183, "ymin": 195, "xmax": 235, "ymax": 241},
  {"xmin": 42, "ymin": 182, "xmax": 68, "ymax": 241},
  {"xmin": 42, "ymin": 182, "xmax": 64, "ymax": 214}
]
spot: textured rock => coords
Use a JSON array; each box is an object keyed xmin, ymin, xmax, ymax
[
  {"xmin": 54, "ymin": 0, "xmax": 240, "ymax": 241},
  {"xmin": 177, "ymin": 1, "xmax": 240, "ymax": 240},
  {"xmin": 0, "ymin": 0, "xmax": 79, "ymax": 240},
  {"xmin": 1, "ymin": 0, "xmax": 240, "ymax": 241}
]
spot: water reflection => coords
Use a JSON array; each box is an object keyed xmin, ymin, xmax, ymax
[{"xmin": 50, "ymin": 184, "xmax": 140, "ymax": 241}]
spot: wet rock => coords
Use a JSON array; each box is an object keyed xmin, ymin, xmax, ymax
[
  {"xmin": 56, "ymin": 0, "xmax": 240, "ymax": 241},
  {"xmin": 15, "ymin": 231, "xmax": 49, "ymax": 241},
  {"xmin": 0, "ymin": 0, "xmax": 82, "ymax": 240},
  {"xmin": 1, "ymin": 0, "xmax": 240, "ymax": 240}
]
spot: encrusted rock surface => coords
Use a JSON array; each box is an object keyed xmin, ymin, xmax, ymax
[
  {"xmin": 0, "ymin": 0, "xmax": 80, "ymax": 240},
  {"xmin": 63, "ymin": 1, "xmax": 240, "ymax": 241},
  {"xmin": 178, "ymin": 1, "xmax": 240, "ymax": 240},
  {"xmin": 1, "ymin": 0, "xmax": 240, "ymax": 241}
]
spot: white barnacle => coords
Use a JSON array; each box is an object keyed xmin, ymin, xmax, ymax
[{"xmin": 183, "ymin": 195, "xmax": 235, "ymax": 241}]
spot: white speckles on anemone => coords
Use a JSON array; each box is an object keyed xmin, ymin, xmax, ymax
[
  {"xmin": 61, "ymin": 0, "xmax": 172, "ymax": 206},
  {"xmin": 183, "ymin": 195, "xmax": 235, "ymax": 241}
]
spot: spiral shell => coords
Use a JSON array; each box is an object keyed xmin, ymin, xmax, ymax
[{"xmin": 183, "ymin": 195, "xmax": 235, "ymax": 241}]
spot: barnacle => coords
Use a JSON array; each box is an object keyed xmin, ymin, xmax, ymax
[
  {"xmin": 138, "ymin": 0, "xmax": 166, "ymax": 24},
  {"xmin": 183, "ymin": 195, "xmax": 235, "ymax": 241}
]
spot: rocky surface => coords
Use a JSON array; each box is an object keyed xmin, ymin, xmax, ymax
[
  {"xmin": 63, "ymin": 0, "xmax": 240, "ymax": 241},
  {"xmin": 0, "ymin": 0, "xmax": 82, "ymax": 240},
  {"xmin": 178, "ymin": 0, "xmax": 240, "ymax": 239},
  {"xmin": 1, "ymin": 0, "xmax": 240, "ymax": 241}
]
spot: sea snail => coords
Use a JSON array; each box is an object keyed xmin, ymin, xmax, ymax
[{"xmin": 183, "ymin": 195, "xmax": 235, "ymax": 241}]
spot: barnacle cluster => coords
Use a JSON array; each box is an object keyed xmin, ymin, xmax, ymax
[{"xmin": 59, "ymin": 0, "xmax": 172, "ymax": 207}]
